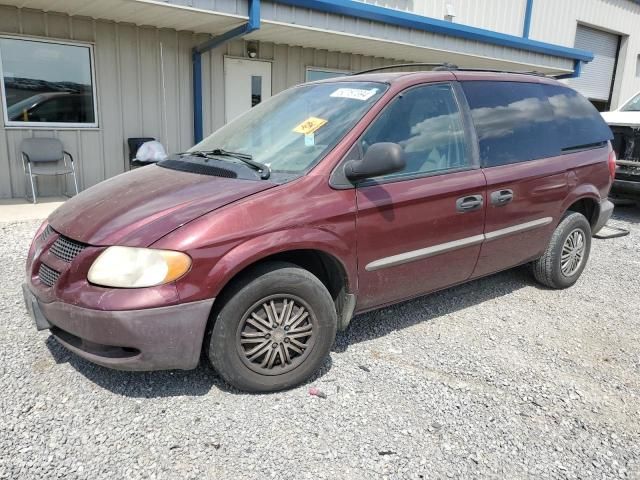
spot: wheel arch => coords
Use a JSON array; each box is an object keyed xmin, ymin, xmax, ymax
[
  {"xmin": 563, "ymin": 194, "xmax": 601, "ymax": 229},
  {"xmin": 204, "ymin": 230, "xmax": 357, "ymax": 330}
]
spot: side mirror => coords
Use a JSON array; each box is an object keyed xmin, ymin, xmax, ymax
[{"xmin": 344, "ymin": 142, "xmax": 405, "ymax": 182}]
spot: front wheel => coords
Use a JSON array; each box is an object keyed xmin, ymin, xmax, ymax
[
  {"xmin": 207, "ymin": 262, "xmax": 337, "ymax": 392},
  {"xmin": 531, "ymin": 212, "xmax": 592, "ymax": 289}
]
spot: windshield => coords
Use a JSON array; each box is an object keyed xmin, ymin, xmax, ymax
[
  {"xmin": 191, "ymin": 81, "xmax": 388, "ymax": 175},
  {"xmin": 621, "ymin": 92, "xmax": 640, "ymax": 112}
]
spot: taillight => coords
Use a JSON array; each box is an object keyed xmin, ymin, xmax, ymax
[{"xmin": 608, "ymin": 148, "xmax": 617, "ymax": 180}]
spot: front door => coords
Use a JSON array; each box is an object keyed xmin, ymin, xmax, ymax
[
  {"xmin": 224, "ymin": 57, "xmax": 272, "ymax": 123},
  {"xmin": 355, "ymin": 83, "xmax": 486, "ymax": 310}
]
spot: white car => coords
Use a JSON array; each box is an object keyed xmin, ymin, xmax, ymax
[{"xmin": 601, "ymin": 92, "xmax": 640, "ymax": 201}]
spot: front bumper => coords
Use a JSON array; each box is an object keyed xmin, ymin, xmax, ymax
[
  {"xmin": 592, "ymin": 199, "xmax": 614, "ymax": 235},
  {"xmin": 23, "ymin": 283, "xmax": 214, "ymax": 371}
]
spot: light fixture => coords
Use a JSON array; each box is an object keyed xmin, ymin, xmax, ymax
[{"xmin": 247, "ymin": 41, "xmax": 258, "ymax": 58}]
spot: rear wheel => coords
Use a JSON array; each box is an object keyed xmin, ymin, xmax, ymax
[
  {"xmin": 207, "ymin": 262, "xmax": 337, "ymax": 392},
  {"xmin": 531, "ymin": 212, "xmax": 592, "ymax": 289}
]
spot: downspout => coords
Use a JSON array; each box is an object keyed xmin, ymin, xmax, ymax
[
  {"xmin": 556, "ymin": 59, "xmax": 583, "ymax": 79},
  {"xmin": 520, "ymin": 0, "xmax": 581, "ymax": 79},
  {"xmin": 521, "ymin": 0, "xmax": 583, "ymax": 79},
  {"xmin": 522, "ymin": 0, "xmax": 533, "ymax": 38},
  {"xmin": 192, "ymin": 0, "xmax": 261, "ymax": 144}
]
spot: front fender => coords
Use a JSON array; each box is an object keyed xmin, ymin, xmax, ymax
[{"xmin": 179, "ymin": 227, "xmax": 357, "ymax": 302}]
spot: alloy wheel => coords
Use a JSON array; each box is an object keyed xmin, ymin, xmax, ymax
[
  {"xmin": 236, "ymin": 294, "xmax": 316, "ymax": 375},
  {"xmin": 560, "ymin": 228, "xmax": 586, "ymax": 277}
]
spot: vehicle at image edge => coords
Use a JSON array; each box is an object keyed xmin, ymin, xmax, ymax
[
  {"xmin": 23, "ymin": 69, "xmax": 615, "ymax": 392},
  {"xmin": 601, "ymin": 91, "xmax": 640, "ymax": 203}
]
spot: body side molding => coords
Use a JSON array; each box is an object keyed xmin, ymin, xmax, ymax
[{"xmin": 365, "ymin": 217, "xmax": 553, "ymax": 272}]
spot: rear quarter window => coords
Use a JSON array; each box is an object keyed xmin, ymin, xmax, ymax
[
  {"xmin": 461, "ymin": 81, "xmax": 612, "ymax": 168},
  {"xmin": 541, "ymin": 84, "xmax": 613, "ymax": 151}
]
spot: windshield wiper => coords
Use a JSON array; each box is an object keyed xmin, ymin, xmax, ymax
[{"xmin": 176, "ymin": 148, "xmax": 271, "ymax": 179}]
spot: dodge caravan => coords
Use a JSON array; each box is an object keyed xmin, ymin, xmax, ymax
[{"xmin": 23, "ymin": 69, "xmax": 615, "ymax": 392}]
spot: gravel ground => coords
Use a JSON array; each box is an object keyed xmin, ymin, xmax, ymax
[{"xmin": 1, "ymin": 208, "xmax": 639, "ymax": 480}]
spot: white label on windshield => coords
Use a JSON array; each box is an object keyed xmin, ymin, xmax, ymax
[
  {"xmin": 304, "ymin": 133, "xmax": 315, "ymax": 146},
  {"xmin": 330, "ymin": 87, "xmax": 378, "ymax": 101}
]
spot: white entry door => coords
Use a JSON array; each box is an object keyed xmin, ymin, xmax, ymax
[{"xmin": 224, "ymin": 57, "xmax": 272, "ymax": 123}]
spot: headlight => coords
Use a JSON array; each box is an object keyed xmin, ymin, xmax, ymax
[{"xmin": 88, "ymin": 246, "xmax": 191, "ymax": 288}]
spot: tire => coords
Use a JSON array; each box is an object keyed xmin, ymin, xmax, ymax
[
  {"xmin": 531, "ymin": 212, "xmax": 592, "ymax": 289},
  {"xmin": 207, "ymin": 261, "xmax": 337, "ymax": 392}
]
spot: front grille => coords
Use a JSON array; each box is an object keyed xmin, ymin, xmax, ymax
[
  {"xmin": 40, "ymin": 225, "xmax": 54, "ymax": 242},
  {"xmin": 50, "ymin": 235, "xmax": 87, "ymax": 262},
  {"xmin": 38, "ymin": 263, "xmax": 61, "ymax": 287}
]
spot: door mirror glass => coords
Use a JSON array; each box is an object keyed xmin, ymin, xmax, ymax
[{"xmin": 344, "ymin": 142, "xmax": 406, "ymax": 181}]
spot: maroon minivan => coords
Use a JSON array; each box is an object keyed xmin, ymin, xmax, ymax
[{"xmin": 23, "ymin": 69, "xmax": 615, "ymax": 392}]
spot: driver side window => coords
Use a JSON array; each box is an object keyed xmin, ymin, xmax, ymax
[{"xmin": 361, "ymin": 83, "xmax": 469, "ymax": 180}]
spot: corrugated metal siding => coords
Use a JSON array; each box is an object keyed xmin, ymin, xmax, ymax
[
  {"xmin": 356, "ymin": 0, "xmax": 527, "ymax": 36},
  {"xmin": 0, "ymin": 0, "xmax": 248, "ymax": 33},
  {"xmin": 0, "ymin": 6, "xmax": 198, "ymax": 198},
  {"xmin": 530, "ymin": 0, "xmax": 640, "ymax": 108},
  {"xmin": 163, "ymin": 0, "xmax": 249, "ymax": 18},
  {"xmin": 259, "ymin": 2, "xmax": 572, "ymax": 72}
]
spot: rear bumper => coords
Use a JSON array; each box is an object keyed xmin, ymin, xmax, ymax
[
  {"xmin": 23, "ymin": 283, "xmax": 214, "ymax": 371},
  {"xmin": 592, "ymin": 199, "xmax": 614, "ymax": 235}
]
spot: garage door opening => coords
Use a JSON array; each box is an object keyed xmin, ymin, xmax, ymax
[{"xmin": 568, "ymin": 24, "xmax": 621, "ymax": 111}]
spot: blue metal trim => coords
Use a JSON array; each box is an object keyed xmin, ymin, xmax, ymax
[
  {"xmin": 522, "ymin": 0, "xmax": 533, "ymax": 38},
  {"xmin": 192, "ymin": 0, "xmax": 261, "ymax": 143},
  {"xmin": 556, "ymin": 59, "xmax": 582, "ymax": 79},
  {"xmin": 249, "ymin": 0, "xmax": 261, "ymax": 30},
  {"xmin": 192, "ymin": 52, "xmax": 203, "ymax": 144},
  {"xmin": 194, "ymin": 23, "xmax": 255, "ymax": 54},
  {"xmin": 270, "ymin": 0, "xmax": 593, "ymax": 62}
]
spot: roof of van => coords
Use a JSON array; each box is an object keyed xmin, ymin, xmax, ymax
[{"xmin": 317, "ymin": 70, "xmax": 564, "ymax": 86}]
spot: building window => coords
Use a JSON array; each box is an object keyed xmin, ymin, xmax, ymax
[
  {"xmin": 0, "ymin": 36, "xmax": 97, "ymax": 128},
  {"xmin": 636, "ymin": 54, "xmax": 640, "ymax": 78},
  {"xmin": 305, "ymin": 68, "xmax": 350, "ymax": 82},
  {"xmin": 251, "ymin": 75, "xmax": 262, "ymax": 107}
]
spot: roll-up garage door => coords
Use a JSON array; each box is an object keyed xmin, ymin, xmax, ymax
[{"xmin": 568, "ymin": 25, "xmax": 619, "ymax": 104}]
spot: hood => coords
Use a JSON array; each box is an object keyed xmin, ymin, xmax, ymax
[
  {"xmin": 601, "ymin": 110, "xmax": 640, "ymax": 127},
  {"xmin": 48, "ymin": 164, "xmax": 276, "ymax": 246}
]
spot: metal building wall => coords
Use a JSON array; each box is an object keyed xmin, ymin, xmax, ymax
[
  {"xmin": 529, "ymin": 0, "xmax": 640, "ymax": 108},
  {"xmin": 356, "ymin": 0, "xmax": 528, "ymax": 36},
  {"xmin": 256, "ymin": 2, "xmax": 574, "ymax": 73},
  {"xmin": 0, "ymin": 6, "xmax": 199, "ymax": 198}
]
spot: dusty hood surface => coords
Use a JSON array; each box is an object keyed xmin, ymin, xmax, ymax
[{"xmin": 49, "ymin": 164, "xmax": 276, "ymax": 246}]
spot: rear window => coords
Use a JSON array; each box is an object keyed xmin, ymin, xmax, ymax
[{"xmin": 461, "ymin": 81, "xmax": 612, "ymax": 167}]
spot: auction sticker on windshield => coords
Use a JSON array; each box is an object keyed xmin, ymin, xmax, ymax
[
  {"xmin": 293, "ymin": 117, "xmax": 328, "ymax": 135},
  {"xmin": 330, "ymin": 87, "xmax": 379, "ymax": 101}
]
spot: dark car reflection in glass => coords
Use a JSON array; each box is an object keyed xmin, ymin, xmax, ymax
[{"xmin": 7, "ymin": 92, "xmax": 94, "ymax": 123}]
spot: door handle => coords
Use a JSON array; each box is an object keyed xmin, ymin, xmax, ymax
[
  {"xmin": 456, "ymin": 194, "xmax": 483, "ymax": 212},
  {"xmin": 490, "ymin": 189, "xmax": 514, "ymax": 206}
]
